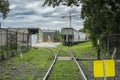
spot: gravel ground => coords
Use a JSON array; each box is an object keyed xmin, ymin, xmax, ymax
[{"xmin": 32, "ymin": 42, "xmax": 60, "ymax": 47}]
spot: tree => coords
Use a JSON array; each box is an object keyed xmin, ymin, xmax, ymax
[
  {"xmin": 81, "ymin": 0, "xmax": 120, "ymax": 46},
  {"xmin": 79, "ymin": 28, "xmax": 85, "ymax": 32},
  {"xmin": 43, "ymin": 0, "xmax": 120, "ymax": 46},
  {"xmin": 54, "ymin": 31, "xmax": 61, "ymax": 42},
  {"xmin": 0, "ymin": 0, "xmax": 10, "ymax": 19},
  {"xmin": 43, "ymin": 0, "xmax": 81, "ymax": 7}
]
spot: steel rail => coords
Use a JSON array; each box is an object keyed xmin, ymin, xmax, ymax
[
  {"xmin": 43, "ymin": 49, "xmax": 61, "ymax": 80},
  {"xmin": 69, "ymin": 49, "xmax": 88, "ymax": 80}
]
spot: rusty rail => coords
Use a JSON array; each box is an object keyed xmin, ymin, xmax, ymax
[
  {"xmin": 43, "ymin": 49, "xmax": 61, "ymax": 80},
  {"xmin": 69, "ymin": 49, "xmax": 88, "ymax": 80}
]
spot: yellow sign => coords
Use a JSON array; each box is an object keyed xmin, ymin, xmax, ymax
[{"xmin": 94, "ymin": 60, "xmax": 115, "ymax": 77}]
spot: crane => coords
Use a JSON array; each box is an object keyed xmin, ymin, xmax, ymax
[
  {"xmin": 43, "ymin": 12, "xmax": 80, "ymax": 28},
  {"xmin": 61, "ymin": 12, "xmax": 80, "ymax": 28}
]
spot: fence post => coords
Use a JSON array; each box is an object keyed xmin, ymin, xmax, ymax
[
  {"xmin": 27, "ymin": 34, "xmax": 29, "ymax": 49},
  {"xmin": 16, "ymin": 31, "xmax": 17, "ymax": 55},
  {"xmin": 22, "ymin": 32, "xmax": 24, "ymax": 52},
  {"xmin": 29, "ymin": 33, "xmax": 32, "ymax": 47},
  {"xmin": 1, "ymin": 30, "xmax": 4, "ymax": 60},
  {"xmin": 6, "ymin": 29, "xmax": 9, "ymax": 59},
  {"xmin": 107, "ymin": 34, "xmax": 110, "ymax": 54}
]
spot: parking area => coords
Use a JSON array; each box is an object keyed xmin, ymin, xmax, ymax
[{"xmin": 32, "ymin": 42, "xmax": 60, "ymax": 47}]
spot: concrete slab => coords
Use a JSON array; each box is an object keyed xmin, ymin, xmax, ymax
[{"xmin": 57, "ymin": 57, "xmax": 72, "ymax": 60}]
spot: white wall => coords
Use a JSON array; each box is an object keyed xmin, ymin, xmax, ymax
[{"xmin": 31, "ymin": 34, "xmax": 38, "ymax": 44}]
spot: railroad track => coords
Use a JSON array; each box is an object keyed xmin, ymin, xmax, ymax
[
  {"xmin": 43, "ymin": 48, "xmax": 87, "ymax": 80},
  {"xmin": 69, "ymin": 49, "xmax": 87, "ymax": 80}
]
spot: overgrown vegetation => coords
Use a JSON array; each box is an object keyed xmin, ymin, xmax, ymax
[
  {"xmin": 1, "ymin": 42, "xmax": 119, "ymax": 79},
  {"xmin": 47, "ymin": 42, "xmax": 98, "ymax": 80},
  {"xmin": 48, "ymin": 61, "xmax": 81, "ymax": 80},
  {"xmin": 0, "ymin": 44, "xmax": 29, "ymax": 60},
  {"xmin": 54, "ymin": 31, "xmax": 62, "ymax": 42},
  {"xmin": 57, "ymin": 42, "xmax": 97, "ymax": 58},
  {"xmin": 0, "ymin": 48, "xmax": 54, "ymax": 80},
  {"xmin": 47, "ymin": 45, "xmax": 82, "ymax": 80}
]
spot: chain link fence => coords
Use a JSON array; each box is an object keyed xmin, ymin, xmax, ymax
[
  {"xmin": 0, "ymin": 28, "xmax": 31, "ymax": 60},
  {"xmin": 95, "ymin": 34, "xmax": 120, "ymax": 79},
  {"xmin": 101, "ymin": 34, "xmax": 120, "ymax": 59}
]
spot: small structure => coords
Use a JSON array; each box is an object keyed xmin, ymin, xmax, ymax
[{"xmin": 40, "ymin": 30, "xmax": 57, "ymax": 42}]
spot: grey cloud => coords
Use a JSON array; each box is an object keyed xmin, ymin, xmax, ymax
[
  {"xmin": 2, "ymin": 0, "xmax": 83, "ymax": 30},
  {"xmin": 14, "ymin": 10, "xmax": 37, "ymax": 16}
]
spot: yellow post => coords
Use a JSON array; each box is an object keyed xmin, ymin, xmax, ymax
[{"xmin": 97, "ymin": 39, "xmax": 100, "ymax": 45}]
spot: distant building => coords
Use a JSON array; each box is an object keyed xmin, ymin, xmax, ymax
[
  {"xmin": 2, "ymin": 28, "xmax": 57, "ymax": 43},
  {"xmin": 2, "ymin": 28, "xmax": 40, "ymax": 44}
]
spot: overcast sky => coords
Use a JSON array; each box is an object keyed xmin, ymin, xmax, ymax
[{"xmin": 1, "ymin": 0, "xmax": 83, "ymax": 30}]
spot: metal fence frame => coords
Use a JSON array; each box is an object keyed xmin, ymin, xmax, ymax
[
  {"xmin": 103, "ymin": 34, "xmax": 120, "ymax": 59},
  {"xmin": 0, "ymin": 28, "xmax": 31, "ymax": 60}
]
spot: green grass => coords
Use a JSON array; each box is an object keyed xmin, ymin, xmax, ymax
[
  {"xmin": 47, "ymin": 42, "xmax": 98, "ymax": 80},
  {"xmin": 71, "ymin": 42, "xmax": 97, "ymax": 79},
  {"xmin": 48, "ymin": 61, "xmax": 81, "ymax": 80},
  {"xmin": 57, "ymin": 42, "xmax": 97, "ymax": 58},
  {"xmin": 0, "ymin": 42, "xmax": 98, "ymax": 80},
  {"xmin": 0, "ymin": 48, "xmax": 54, "ymax": 80},
  {"xmin": 58, "ymin": 50, "xmax": 70, "ymax": 56},
  {"xmin": 54, "ymin": 42, "xmax": 97, "ymax": 79},
  {"xmin": 71, "ymin": 42, "xmax": 97, "ymax": 58}
]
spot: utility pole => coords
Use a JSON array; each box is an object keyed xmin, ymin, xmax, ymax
[
  {"xmin": 69, "ymin": 12, "xmax": 72, "ymax": 28},
  {"xmin": 0, "ymin": 23, "xmax": 1, "ymax": 28}
]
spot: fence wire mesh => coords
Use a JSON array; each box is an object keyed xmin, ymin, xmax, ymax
[
  {"xmin": 0, "ymin": 28, "xmax": 31, "ymax": 60},
  {"xmin": 102, "ymin": 34, "xmax": 120, "ymax": 59},
  {"xmin": 91, "ymin": 34, "xmax": 120, "ymax": 80}
]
